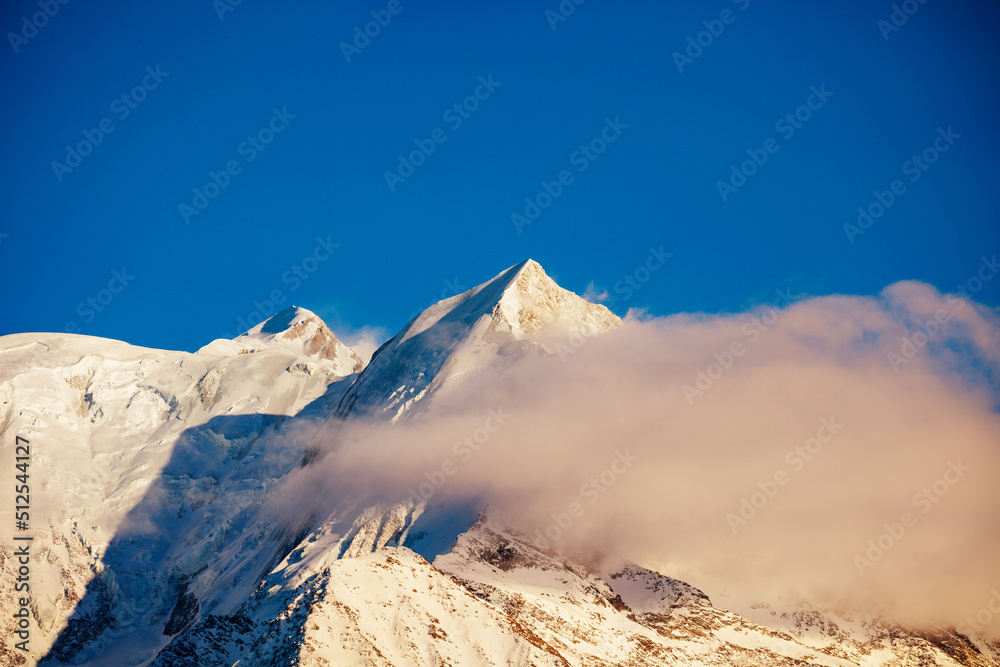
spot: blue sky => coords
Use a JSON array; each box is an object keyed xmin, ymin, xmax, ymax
[{"xmin": 1, "ymin": 0, "xmax": 997, "ymax": 352}]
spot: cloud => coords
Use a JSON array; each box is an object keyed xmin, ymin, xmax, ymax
[
  {"xmin": 270, "ymin": 281, "xmax": 1000, "ymax": 633},
  {"xmin": 582, "ymin": 281, "xmax": 610, "ymax": 304},
  {"xmin": 338, "ymin": 325, "xmax": 390, "ymax": 364},
  {"xmin": 310, "ymin": 305, "xmax": 391, "ymax": 365}
]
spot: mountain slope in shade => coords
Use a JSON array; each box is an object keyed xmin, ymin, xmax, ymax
[
  {"xmin": 0, "ymin": 260, "xmax": 996, "ymax": 667},
  {"xmin": 0, "ymin": 315, "xmax": 360, "ymax": 666}
]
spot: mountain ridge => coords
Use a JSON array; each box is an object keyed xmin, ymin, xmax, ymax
[
  {"xmin": 0, "ymin": 260, "xmax": 995, "ymax": 667},
  {"xmin": 333, "ymin": 259, "xmax": 620, "ymax": 423}
]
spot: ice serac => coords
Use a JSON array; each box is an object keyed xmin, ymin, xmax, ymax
[{"xmin": 335, "ymin": 259, "xmax": 621, "ymax": 423}]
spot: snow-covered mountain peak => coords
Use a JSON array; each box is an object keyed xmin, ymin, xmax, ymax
[
  {"xmin": 199, "ymin": 305, "xmax": 364, "ymax": 376},
  {"xmin": 402, "ymin": 259, "xmax": 619, "ymax": 345},
  {"xmin": 239, "ymin": 305, "xmax": 330, "ymax": 345},
  {"xmin": 335, "ymin": 260, "xmax": 621, "ymax": 422},
  {"xmin": 495, "ymin": 258, "xmax": 620, "ymax": 336},
  {"xmin": 4, "ymin": 263, "xmax": 998, "ymax": 666},
  {"xmin": 247, "ymin": 304, "xmax": 318, "ymax": 336}
]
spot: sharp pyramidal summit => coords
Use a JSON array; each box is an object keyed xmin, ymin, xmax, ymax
[{"xmin": 0, "ymin": 261, "xmax": 993, "ymax": 666}]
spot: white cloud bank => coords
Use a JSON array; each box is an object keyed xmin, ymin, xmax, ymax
[{"xmin": 275, "ymin": 279, "xmax": 1000, "ymax": 632}]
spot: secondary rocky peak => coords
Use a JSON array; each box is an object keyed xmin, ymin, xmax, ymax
[
  {"xmin": 235, "ymin": 306, "xmax": 364, "ymax": 373},
  {"xmin": 244, "ymin": 305, "xmax": 320, "ymax": 337}
]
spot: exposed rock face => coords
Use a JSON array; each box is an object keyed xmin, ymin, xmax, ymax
[
  {"xmin": 227, "ymin": 305, "xmax": 366, "ymax": 375},
  {"xmin": 500, "ymin": 259, "xmax": 621, "ymax": 336}
]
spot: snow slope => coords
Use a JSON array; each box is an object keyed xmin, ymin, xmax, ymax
[
  {"xmin": 1, "ymin": 260, "xmax": 995, "ymax": 667},
  {"xmin": 334, "ymin": 259, "xmax": 620, "ymax": 423},
  {"xmin": 0, "ymin": 311, "xmax": 362, "ymax": 666},
  {"xmin": 200, "ymin": 305, "xmax": 364, "ymax": 377}
]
